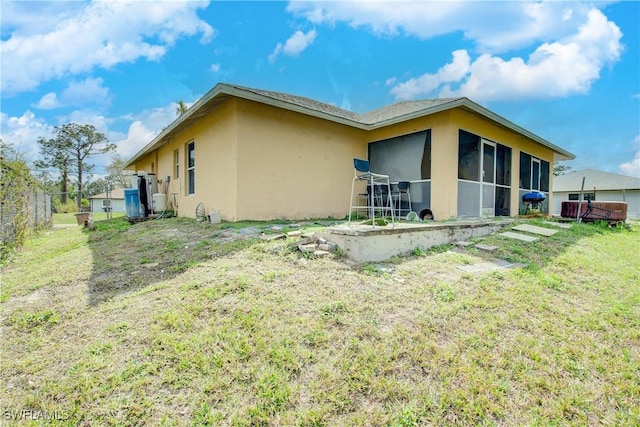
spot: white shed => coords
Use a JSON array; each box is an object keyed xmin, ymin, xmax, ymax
[
  {"xmin": 89, "ymin": 187, "xmax": 126, "ymax": 213},
  {"xmin": 552, "ymin": 169, "xmax": 640, "ymax": 219}
]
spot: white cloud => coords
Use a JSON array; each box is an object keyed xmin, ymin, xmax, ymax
[
  {"xmin": 286, "ymin": 1, "xmax": 590, "ymax": 53},
  {"xmin": 390, "ymin": 50, "xmax": 470, "ymax": 99},
  {"xmin": 113, "ymin": 102, "xmax": 180, "ymax": 160},
  {"xmin": 61, "ymin": 77, "xmax": 111, "ymax": 107},
  {"xmin": 269, "ymin": 29, "xmax": 317, "ymax": 63},
  {"xmin": 619, "ymin": 136, "xmax": 640, "ymax": 178},
  {"xmin": 33, "ymin": 77, "xmax": 111, "ymax": 110},
  {"xmin": 0, "ymin": 111, "xmax": 53, "ymax": 161},
  {"xmin": 35, "ymin": 93, "xmax": 61, "ymax": 110},
  {"xmin": 210, "ymin": 63, "xmax": 221, "ymax": 72},
  {"xmin": 1, "ymin": 0, "xmax": 214, "ymax": 94},
  {"xmin": 0, "ymin": 100, "xmax": 180, "ymax": 173},
  {"xmin": 112, "ymin": 121, "xmax": 159, "ymax": 161},
  {"xmin": 390, "ymin": 8, "xmax": 622, "ymax": 101}
]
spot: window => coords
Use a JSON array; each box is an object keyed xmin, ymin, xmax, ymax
[
  {"xmin": 569, "ymin": 193, "xmax": 595, "ymax": 201},
  {"xmin": 174, "ymin": 149, "xmax": 180, "ymax": 179},
  {"xmin": 151, "ymin": 162, "xmax": 155, "ymax": 174},
  {"xmin": 367, "ymin": 130, "xmax": 431, "ymax": 181},
  {"xmin": 421, "ymin": 132, "xmax": 432, "ymax": 180},
  {"xmin": 540, "ymin": 161, "xmax": 550, "ymax": 192},
  {"xmin": 496, "ymin": 144, "xmax": 511, "ymax": 186},
  {"xmin": 458, "ymin": 130, "xmax": 480, "ymax": 181},
  {"xmin": 519, "ymin": 152, "xmax": 549, "ymax": 191},
  {"xmin": 187, "ymin": 141, "xmax": 195, "ymax": 195}
]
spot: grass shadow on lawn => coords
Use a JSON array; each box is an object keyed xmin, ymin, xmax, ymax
[{"xmin": 85, "ymin": 216, "xmax": 260, "ymax": 305}]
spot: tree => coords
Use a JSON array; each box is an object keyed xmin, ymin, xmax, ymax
[
  {"xmin": 34, "ymin": 145, "xmax": 71, "ymax": 204},
  {"xmin": 176, "ymin": 100, "xmax": 188, "ymax": 116},
  {"xmin": 37, "ymin": 124, "xmax": 116, "ymax": 210},
  {"xmin": 84, "ymin": 178, "xmax": 108, "ymax": 198},
  {"xmin": 105, "ymin": 154, "xmax": 130, "ymax": 188},
  {"xmin": 553, "ymin": 162, "xmax": 572, "ymax": 176}
]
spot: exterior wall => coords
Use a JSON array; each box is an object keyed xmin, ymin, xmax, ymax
[
  {"xmin": 235, "ymin": 99, "xmax": 366, "ymax": 220},
  {"xmin": 553, "ymin": 189, "xmax": 640, "ymax": 219},
  {"xmin": 448, "ymin": 109, "xmax": 555, "ymax": 218},
  {"xmin": 130, "ymin": 99, "xmax": 562, "ymax": 222},
  {"xmin": 365, "ymin": 108, "xmax": 556, "ymax": 219},
  {"xmin": 90, "ymin": 198, "xmax": 125, "ymax": 213},
  {"xmin": 130, "ymin": 100, "xmax": 238, "ymax": 219},
  {"xmin": 367, "ymin": 110, "xmax": 455, "ymax": 220}
]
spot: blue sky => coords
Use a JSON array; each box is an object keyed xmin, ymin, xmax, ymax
[{"xmin": 1, "ymin": 0, "xmax": 639, "ymax": 179}]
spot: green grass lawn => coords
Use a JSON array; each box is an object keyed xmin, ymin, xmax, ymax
[
  {"xmin": 1, "ymin": 217, "xmax": 638, "ymax": 425},
  {"xmin": 52, "ymin": 212, "xmax": 125, "ymax": 225}
]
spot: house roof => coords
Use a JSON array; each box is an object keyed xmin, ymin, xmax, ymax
[
  {"xmin": 88, "ymin": 187, "xmax": 125, "ymax": 200},
  {"xmin": 553, "ymin": 169, "xmax": 640, "ymax": 192},
  {"xmin": 124, "ymin": 82, "xmax": 575, "ymax": 167}
]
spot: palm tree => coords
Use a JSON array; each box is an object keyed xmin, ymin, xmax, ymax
[{"xmin": 176, "ymin": 100, "xmax": 188, "ymax": 116}]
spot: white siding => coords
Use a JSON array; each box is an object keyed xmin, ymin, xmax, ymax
[{"xmin": 552, "ymin": 190, "xmax": 640, "ymax": 219}]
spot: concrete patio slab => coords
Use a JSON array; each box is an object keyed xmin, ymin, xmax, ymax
[
  {"xmin": 499, "ymin": 231, "xmax": 539, "ymax": 242},
  {"xmin": 322, "ymin": 219, "xmax": 513, "ymax": 262},
  {"xmin": 512, "ymin": 224, "xmax": 558, "ymax": 236}
]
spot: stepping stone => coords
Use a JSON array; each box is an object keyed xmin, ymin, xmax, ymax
[
  {"xmin": 455, "ymin": 241, "xmax": 474, "ymax": 247},
  {"xmin": 458, "ymin": 259, "xmax": 514, "ymax": 273},
  {"xmin": 287, "ymin": 230, "xmax": 302, "ymax": 237},
  {"xmin": 298, "ymin": 243, "xmax": 317, "ymax": 253},
  {"xmin": 542, "ymin": 221, "xmax": 572, "ymax": 229},
  {"xmin": 512, "ymin": 224, "xmax": 558, "ymax": 236},
  {"xmin": 260, "ymin": 233, "xmax": 286, "ymax": 241},
  {"xmin": 498, "ymin": 231, "xmax": 539, "ymax": 242},
  {"xmin": 475, "ymin": 244, "xmax": 498, "ymax": 252}
]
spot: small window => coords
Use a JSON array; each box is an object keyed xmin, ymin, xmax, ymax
[
  {"xmin": 187, "ymin": 141, "xmax": 195, "ymax": 195},
  {"xmin": 174, "ymin": 149, "xmax": 180, "ymax": 179},
  {"xmin": 569, "ymin": 193, "xmax": 595, "ymax": 201}
]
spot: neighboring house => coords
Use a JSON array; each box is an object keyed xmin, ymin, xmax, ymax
[
  {"xmin": 124, "ymin": 83, "xmax": 574, "ymax": 221},
  {"xmin": 552, "ymin": 169, "xmax": 640, "ymax": 219},
  {"xmin": 89, "ymin": 188, "xmax": 126, "ymax": 213}
]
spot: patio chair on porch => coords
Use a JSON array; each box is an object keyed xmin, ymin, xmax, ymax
[
  {"xmin": 349, "ymin": 158, "xmax": 395, "ymax": 227},
  {"xmin": 391, "ymin": 181, "xmax": 412, "ymax": 218}
]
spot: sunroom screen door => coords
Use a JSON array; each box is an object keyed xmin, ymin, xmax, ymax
[{"xmin": 481, "ymin": 140, "xmax": 496, "ymax": 217}]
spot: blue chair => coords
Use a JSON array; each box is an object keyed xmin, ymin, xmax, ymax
[{"xmin": 349, "ymin": 158, "xmax": 394, "ymax": 227}]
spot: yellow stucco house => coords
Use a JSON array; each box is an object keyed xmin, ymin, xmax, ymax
[{"xmin": 124, "ymin": 83, "xmax": 574, "ymax": 221}]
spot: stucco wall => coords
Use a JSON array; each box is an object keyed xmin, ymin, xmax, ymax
[
  {"xmin": 366, "ymin": 108, "xmax": 555, "ymax": 219},
  {"xmin": 235, "ymin": 99, "xmax": 366, "ymax": 220},
  {"xmin": 131, "ymin": 100, "xmax": 238, "ymax": 219},
  {"xmin": 367, "ymin": 110, "xmax": 454, "ymax": 220},
  {"xmin": 130, "ymin": 99, "xmax": 560, "ymax": 221}
]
